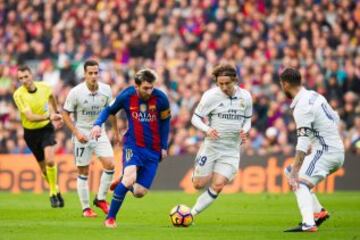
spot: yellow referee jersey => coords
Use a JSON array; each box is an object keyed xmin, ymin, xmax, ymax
[{"xmin": 13, "ymin": 81, "xmax": 52, "ymax": 129}]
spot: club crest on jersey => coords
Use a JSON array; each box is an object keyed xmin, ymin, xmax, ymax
[
  {"xmin": 238, "ymin": 98, "xmax": 245, "ymax": 110},
  {"xmin": 125, "ymin": 149, "xmax": 133, "ymax": 161},
  {"xmin": 149, "ymin": 104, "xmax": 156, "ymax": 111},
  {"xmin": 140, "ymin": 104, "xmax": 147, "ymax": 112}
]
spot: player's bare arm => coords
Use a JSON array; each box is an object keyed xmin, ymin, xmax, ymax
[
  {"xmin": 109, "ymin": 114, "xmax": 120, "ymax": 146},
  {"xmin": 191, "ymin": 114, "xmax": 219, "ymax": 140},
  {"xmin": 289, "ymin": 150, "xmax": 306, "ymax": 191},
  {"xmin": 239, "ymin": 129, "xmax": 248, "ymax": 144},
  {"xmin": 49, "ymin": 94, "xmax": 63, "ymax": 129},
  {"xmin": 62, "ymin": 111, "xmax": 88, "ymax": 143}
]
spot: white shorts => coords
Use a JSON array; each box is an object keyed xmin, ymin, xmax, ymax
[
  {"xmin": 285, "ymin": 150, "xmax": 344, "ymax": 186},
  {"xmin": 193, "ymin": 139, "xmax": 240, "ymax": 181},
  {"xmin": 73, "ymin": 134, "xmax": 114, "ymax": 167}
]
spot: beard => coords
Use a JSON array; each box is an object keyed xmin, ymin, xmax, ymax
[{"xmin": 284, "ymin": 90, "xmax": 293, "ymax": 99}]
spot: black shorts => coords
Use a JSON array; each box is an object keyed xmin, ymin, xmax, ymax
[{"xmin": 24, "ymin": 123, "xmax": 56, "ymax": 162}]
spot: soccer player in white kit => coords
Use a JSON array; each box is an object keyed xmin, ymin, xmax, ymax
[
  {"xmin": 62, "ymin": 60, "xmax": 119, "ymax": 217},
  {"xmin": 190, "ymin": 63, "xmax": 252, "ymax": 218},
  {"xmin": 280, "ymin": 68, "xmax": 345, "ymax": 232}
]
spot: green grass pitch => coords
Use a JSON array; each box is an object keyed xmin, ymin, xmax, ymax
[{"xmin": 0, "ymin": 191, "xmax": 359, "ymax": 240}]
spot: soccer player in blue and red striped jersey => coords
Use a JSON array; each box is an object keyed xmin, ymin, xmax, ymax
[{"xmin": 90, "ymin": 68, "xmax": 171, "ymax": 228}]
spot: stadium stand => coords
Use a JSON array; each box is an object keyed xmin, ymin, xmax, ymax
[{"xmin": 0, "ymin": 0, "xmax": 359, "ymax": 156}]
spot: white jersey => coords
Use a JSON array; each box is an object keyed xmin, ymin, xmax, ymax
[
  {"xmin": 291, "ymin": 87, "xmax": 344, "ymax": 153},
  {"xmin": 194, "ymin": 86, "xmax": 252, "ymax": 141},
  {"xmin": 64, "ymin": 82, "xmax": 112, "ymax": 132}
]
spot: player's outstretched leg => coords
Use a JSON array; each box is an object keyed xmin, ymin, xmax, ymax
[
  {"xmin": 311, "ymin": 191, "xmax": 330, "ymax": 226},
  {"xmin": 77, "ymin": 175, "xmax": 97, "ymax": 217},
  {"xmin": 104, "ymin": 182, "xmax": 130, "ymax": 228},
  {"xmin": 190, "ymin": 187, "xmax": 218, "ymax": 217},
  {"xmin": 284, "ymin": 183, "xmax": 317, "ymax": 232},
  {"xmin": 93, "ymin": 169, "xmax": 114, "ymax": 214}
]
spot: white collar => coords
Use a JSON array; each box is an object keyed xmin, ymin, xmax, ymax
[
  {"xmin": 290, "ymin": 87, "xmax": 306, "ymax": 109},
  {"xmin": 218, "ymin": 85, "xmax": 240, "ymax": 98},
  {"xmin": 83, "ymin": 82, "xmax": 98, "ymax": 96}
]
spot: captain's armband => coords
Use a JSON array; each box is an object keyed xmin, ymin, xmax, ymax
[
  {"xmin": 160, "ymin": 109, "xmax": 171, "ymax": 120},
  {"xmin": 296, "ymin": 127, "xmax": 313, "ymax": 137}
]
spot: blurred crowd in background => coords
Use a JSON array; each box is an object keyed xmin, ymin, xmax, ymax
[{"xmin": 0, "ymin": 0, "xmax": 360, "ymax": 156}]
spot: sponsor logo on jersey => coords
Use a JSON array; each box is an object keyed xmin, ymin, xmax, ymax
[
  {"xmin": 131, "ymin": 111, "xmax": 157, "ymax": 122},
  {"xmin": 82, "ymin": 105, "xmax": 102, "ymax": 116}
]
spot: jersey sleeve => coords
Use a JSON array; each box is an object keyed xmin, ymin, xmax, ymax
[
  {"xmin": 294, "ymin": 106, "xmax": 314, "ymax": 152},
  {"xmin": 108, "ymin": 89, "xmax": 127, "ymax": 114},
  {"xmin": 158, "ymin": 92, "xmax": 171, "ymax": 120},
  {"xmin": 242, "ymin": 93, "xmax": 253, "ymax": 133},
  {"xmin": 13, "ymin": 91, "xmax": 30, "ymax": 113},
  {"xmin": 194, "ymin": 91, "xmax": 215, "ymax": 117},
  {"xmin": 63, "ymin": 88, "xmax": 77, "ymax": 112},
  {"xmin": 157, "ymin": 91, "xmax": 171, "ymax": 150}
]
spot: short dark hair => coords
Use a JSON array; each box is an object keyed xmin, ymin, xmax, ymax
[
  {"xmin": 17, "ymin": 65, "xmax": 32, "ymax": 73},
  {"xmin": 134, "ymin": 69, "xmax": 157, "ymax": 85},
  {"xmin": 280, "ymin": 68, "xmax": 301, "ymax": 86},
  {"xmin": 212, "ymin": 63, "xmax": 237, "ymax": 81},
  {"xmin": 84, "ymin": 59, "xmax": 99, "ymax": 72}
]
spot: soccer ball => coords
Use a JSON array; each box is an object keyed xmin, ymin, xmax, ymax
[{"xmin": 169, "ymin": 204, "xmax": 193, "ymax": 227}]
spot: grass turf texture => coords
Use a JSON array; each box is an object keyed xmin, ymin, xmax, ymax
[{"xmin": 0, "ymin": 192, "xmax": 359, "ymax": 240}]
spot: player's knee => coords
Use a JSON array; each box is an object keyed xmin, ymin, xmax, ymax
[
  {"xmin": 102, "ymin": 158, "xmax": 115, "ymax": 170},
  {"xmin": 122, "ymin": 177, "xmax": 136, "ymax": 188},
  {"xmin": 104, "ymin": 162, "xmax": 114, "ymax": 171},
  {"xmin": 211, "ymin": 182, "xmax": 225, "ymax": 193},
  {"xmin": 193, "ymin": 181, "xmax": 205, "ymax": 190},
  {"xmin": 133, "ymin": 190, "xmax": 146, "ymax": 198}
]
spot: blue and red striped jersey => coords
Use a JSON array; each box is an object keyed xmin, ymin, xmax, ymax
[{"xmin": 94, "ymin": 86, "xmax": 171, "ymax": 152}]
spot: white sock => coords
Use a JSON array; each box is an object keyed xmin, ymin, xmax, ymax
[
  {"xmin": 77, "ymin": 175, "xmax": 90, "ymax": 210},
  {"xmin": 97, "ymin": 169, "xmax": 114, "ymax": 200},
  {"xmin": 295, "ymin": 184, "xmax": 315, "ymax": 226},
  {"xmin": 311, "ymin": 191, "xmax": 323, "ymax": 213},
  {"xmin": 191, "ymin": 187, "xmax": 218, "ymax": 216}
]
